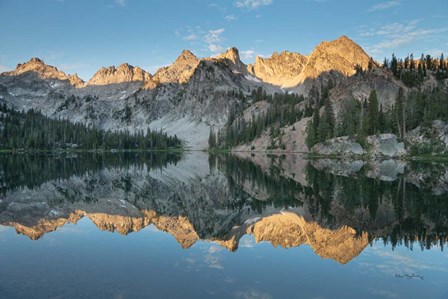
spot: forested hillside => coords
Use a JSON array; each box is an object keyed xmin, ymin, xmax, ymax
[
  {"xmin": 0, "ymin": 104, "xmax": 182, "ymax": 151},
  {"xmin": 210, "ymin": 52, "xmax": 448, "ymax": 153}
]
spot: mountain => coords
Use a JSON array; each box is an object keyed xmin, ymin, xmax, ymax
[
  {"xmin": 299, "ymin": 35, "xmax": 370, "ymax": 81},
  {"xmin": 87, "ymin": 63, "xmax": 152, "ymax": 85},
  {"xmin": 1, "ymin": 35, "xmax": 446, "ymax": 151},
  {"xmin": 213, "ymin": 47, "xmax": 249, "ymax": 74},
  {"xmin": 247, "ymin": 36, "xmax": 370, "ymax": 91},
  {"xmin": 3, "ymin": 57, "xmax": 85, "ymax": 87},
  {"xmin": 152, "ymin": 50, "xmax": 200, "ymax": 85},
  {"xmin": 248, "ymin": 51, "xmax": 308, "ymax": 87}
]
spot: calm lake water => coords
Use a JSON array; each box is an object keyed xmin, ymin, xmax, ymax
[{"xmin": 0, "ymin": 152, "xmax": 447, "ymax": 299}]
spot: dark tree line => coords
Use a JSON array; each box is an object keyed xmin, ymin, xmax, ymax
[
  {"xmin": 383, "ymin": 53, "xmax": 448, "ymax": 87},
  {"xmin": 0, "ymin": 104, "xmax": 182, "ymax": 150},
  {"xmin": 212, "ymin": 89, "xmax": 305, "ymax": 148},
  {"xmin": 305, "ymin": 162, "xmax": 448, "ymax": 250},
  {"xmin": 306, "ymin": 85, "xmax": 448, "ymax": 148},
  {"xmin": 0, "ymin": 152, "xmax": 182, "ymax": 195}
]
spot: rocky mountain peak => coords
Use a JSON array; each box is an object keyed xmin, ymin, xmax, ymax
[
  {"xmin": 211, "ymin": 47, "xmax": 249, "ymax": 75},
  {"xmin": 303, "ymin": 35, "xmax": 370, "ymax": 79},
  {"xmin": 248, "ymin": 50, "xmax": 308, "ymax": 87},
  {"xmin": 2, "ymin": 57, "xmax": 86, "ymax": 88},
  {"xmin": 87, "ymin": 63, "xmax": 151, "ymax": 85},
  {"xmin": 152, "ymin": 49, "xmax": 200, "ymax": 85},
  {"xmin": 26, "ymin": 57, "xmax": 45, "ymax": 66},
  {"xmin": 176, "ymin": 50, "xmax": 197, "ymax": 62},
  {"xmin": 216, "ymin": 47, "xmax": 241, "ymax": 65},
  {"xmin": 68, "ymin": 74, "xmax": 85, "ymax": 87}
]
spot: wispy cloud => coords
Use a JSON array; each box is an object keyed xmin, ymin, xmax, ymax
[
  {"xmin": 239, "ymin": 236, "xmax": 257, "ymax": 247},
  {"xmin": 235, "ymin": 0, "xmax": 272, "ymax": 9},
  {"xmin": 114, "ymin": 0, "xmax": 127, "ymax": 7},
  {"xmin": 369, "ymin": 1, "xmax": 400, "ymax": 12},
  {"xmin": 204, "ymin": 245, "xmax": 224, "ymax": 269},
  {"xmin": 371, "ymin": 28, "xmax": 447, "ymax": 51},
  {"xmin": 235, "ymin": 288, "xmax": 273, "ymax": 299},
  {"xmin": 184, "ymin": 34, "xmax": 198, "ymax": 41},
  {"xmin": 359, "ymin": 19, "xmax": 448, "ymax": 55},
  {"xmin": 208, "ymin": 3, "xmax": 226, "ymax": 11},
  {"xmin": 204, "ymin": 28, "xmax": 226, "ymax": 54},
  {"xmin": 240, "ymin": 50, "xmax": 256, "ymax": 60},
  {"xmin": 225, "ymin": 14, "xmax": 237, "ymax": 22},
  {"xmin": 360, "ymin": 246, "xmax": 448, "ymax": 276},
  {"xmin": 176, "ymin": 26, "xmax": 227, "ymax": 55},
  {"xmin": 240, "ymin": 50, "xmax": 265, "ymax": 61}
]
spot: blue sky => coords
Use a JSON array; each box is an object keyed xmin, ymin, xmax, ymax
[{"xmin": 0, "ymin": 0, "xmax": 447, "ymax": 80}]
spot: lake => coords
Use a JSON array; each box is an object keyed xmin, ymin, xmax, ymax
[{"xmin": 0, "ymin": 152, "xmax": 447, "ymax": 299}]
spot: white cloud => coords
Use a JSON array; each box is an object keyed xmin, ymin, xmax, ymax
[
  {"xmin": 225, "ymin": 14, "xmax": 237, "ymax": 22},
  {"xmin": 240, "ymin": 50, "xmax": 256, "ymax": 60},
  {"xmin": 184, "ymin": 34, "xmax": 198, "ymax": 41},
  {"xmin": 369, "ymin": 28, "xmax": 447, "ymax": 53},
  {"xmin": 360, "ymin": 20, "xmax": 448, "ymax": 56},
  {"xmin": 235, "ymin": 0, "xmax": 272, "ymax": 9},
  {"xmin": 208, "ymin": 44, "xmax": 224, "ymax": 53},
  {"xmin": 208, "ymin": 3, "xmax": 226, "ymax": 11},
  {"xmin": 235, "ymin": 289, "xmax": 273, "ymax": 299},
  {"xmin": 205, "ymin": 28, "xmax": 225, "ymax": 43},
  {"xmin": 239, "ymin": 236, "xmax": 256, "ymax": 248},
  {"xmin": 369, "ymin": 1, "xmax": 400, "ymax": 12},
  {"xmin": 176, "ymin": 26, "xmax": 226, "ymax": 55},
  {"xmin": 205, "ymin": 28, "xmax": 226, "ymax": 54},
  {"xmin": 114, "ymin": 0, "xmax": 126, "ymax": 7},
  {"xmin": 204, "ymin": 245, "xmax": 224, "ymax": 269}
]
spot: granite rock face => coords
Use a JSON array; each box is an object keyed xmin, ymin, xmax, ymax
[
  {"xmin": 87, "ymin": 63, "xmax": 152, "ymax": 85},
  {"xmin": 312, "ymin": 136, "xmax": 365, "ymax": 156},
  {"xmin": 248, "ymin": 51, "xmax": 308, "ymax": 87},
  {"xmin": 4, "ymin": 57, "xmax": 85, "ymax": 87},
  {"xmin": 152, "ymin": 50, "xmax": 200, "ymax": 85},
  {"xmin": 367, "ymin": 134, "xmax": 407, "ymax": 157},
  {"xmin": 312, "ymin": 134, "xmax": 407, "ymax": 158}
]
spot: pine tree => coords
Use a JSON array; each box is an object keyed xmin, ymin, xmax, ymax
[
  {"xmin": 208, "ymin": 126, "xmax": 216, "ymax": 148},
  {"xmin": 391, "ymin": 54, "xmax": 398, "ymax": 77},
  {"xmin": 368, "ymin": 57, "xmax": 374, "ymax": 71},
  {"xmin": 324, "ymin": 99, "xmax": 335, "ymax": 139},
  {"xmin": 306, "ymin": 120, "xmax": 316, "ymax": 149},
  {"xmin": 395, "ymin": 87, "xmax": 405, "ymax": 137},
  {"xmin": 440, "ymin": 53, "xmax": 445, "ymax": 70},
  {"xmin": 367, "ymin": 90, "xmax": 379, "ymax": 135}
]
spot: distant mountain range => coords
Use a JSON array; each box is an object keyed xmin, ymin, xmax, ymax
[{"xmin": 1, "ymin": 35, "xmax": 447, "ymax": 152}]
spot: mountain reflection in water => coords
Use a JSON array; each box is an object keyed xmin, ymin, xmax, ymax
[{"xmin": 0, "ymin": 152, "xmax": 447, "ymax": 265}]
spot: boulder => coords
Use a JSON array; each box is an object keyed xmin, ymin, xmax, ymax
[
  {"xmin": 311, "ymin": 136, "xmax": 364, "ymax": 156},
  {"xmin": 367, "ymin": 134, "xmax": 406, "ymax": 157}
]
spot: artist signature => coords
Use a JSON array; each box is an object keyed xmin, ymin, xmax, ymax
[{"xmin": 395, "ymin": 273, "xmax": 424, "ymax": 280}]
